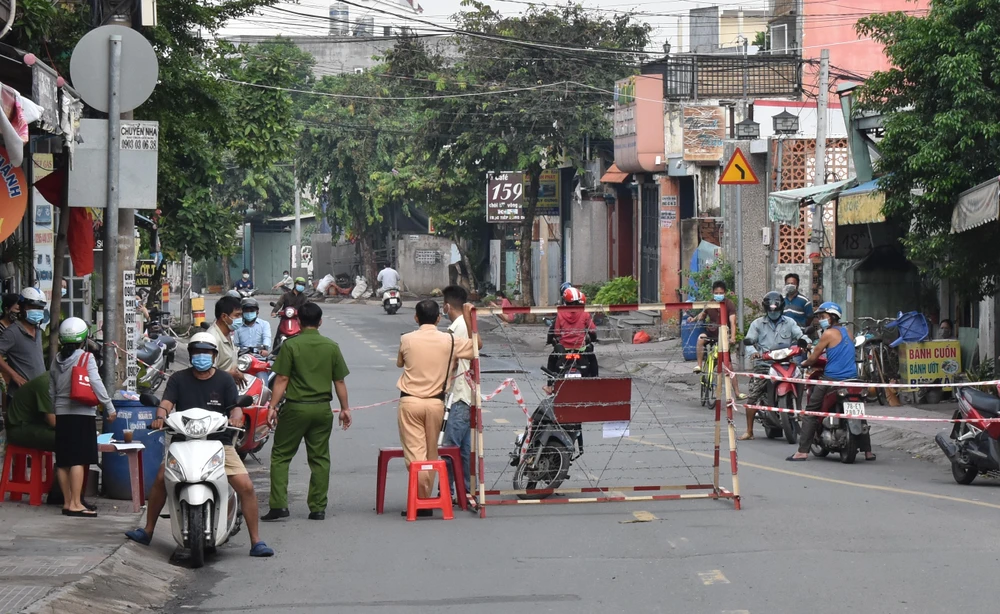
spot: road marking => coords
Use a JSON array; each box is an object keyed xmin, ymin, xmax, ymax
[
  {"xmin": 493, "ymin": 418, "xmax": 509, "ymax": 424},
  {"xmin": 628, "ymin": 437, "xmax": 1000, "ymax": 511},
  {"xmin": 721, "ymin": 611, "xmax": 751, "ymax": 613},
  {"xmin": 698, "ymin": 570, "xmax": 729, "ymax": 585}
]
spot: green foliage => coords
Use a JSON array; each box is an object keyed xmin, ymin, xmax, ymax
[
  {"xmin": 579, "ymin": 281, "xmax": 606, "ymax": 302},
  {"xmin": 856, "ymin": 1, "xmax": 1000, "ymax": 300},
  {"xmin": 683, "ymin": 259, "xmax": 735, "ymax": 302},
  {"xmin": 965, "ymin": 358, "xmax": 996, "ymax": 395},
  {"xmin": 593, "ymin": 276, "xmax": 638, "ymax": 305}
]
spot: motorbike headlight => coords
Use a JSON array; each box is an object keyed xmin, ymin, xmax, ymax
[
  {"xmin": 182, "ymin": 416, "xmax": 211, "ymax": 437},
  {"xmin": 285, "ymin": 307, "xmax": 295, "ymax": 318},
  {"xmin": 237, "ymin": 354, "xmax": 252, "ymax": 373},
  {"xmin": 200, "ymin": 449, "xmax": 226, "ymax": 481},
  {"xmin": 165, "ymin": 453, "xmax": 185, "ymax": 481}
]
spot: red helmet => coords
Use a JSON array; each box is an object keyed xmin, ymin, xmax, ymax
[{"xmin": 563, "ymin": 287, "xmax": 584, "ymax": 304}]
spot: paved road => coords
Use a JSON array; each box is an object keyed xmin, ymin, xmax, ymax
[{"xmin": 164, "ymin": 302, "xmax": 1000, "ymax": 614}]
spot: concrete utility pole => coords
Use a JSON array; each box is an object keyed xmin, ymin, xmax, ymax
[
  {"xmin": 293, "ymin": 174, "xmax": 301, "ymax": 277},
  {"xmin": 102, "ymin": 34, "xmax": 122, "ymax": 387},
  {"xmin": 809, "ymin": 49, "xmax": 829, "ymax": 263}
]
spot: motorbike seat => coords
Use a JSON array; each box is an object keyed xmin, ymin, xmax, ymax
[
  {"xmin": 137, "ymin": 340, "xmax": 163, "ymax": 364},
  {"xmin": 961, "ymin": 388, "xmax": 1000, "ymax": 417}
]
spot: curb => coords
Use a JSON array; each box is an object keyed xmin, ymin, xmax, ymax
[{"xmin": 23, "ymin": 540, "xmax": 191, "ymax": 614}]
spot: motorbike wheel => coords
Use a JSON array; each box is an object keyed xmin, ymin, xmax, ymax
[
  {"xmin": 778, "ymin": 395, "xmax": 800, "ymax": 445},
  {"xmin": 187, "ymin": 503, "xmax": 207, "ymax": 569},
  {"xmin": 764, "ymin": 427, "xmax": 783, "ymax": 440},
  {"xmin": 811, "ymin": 443, "xmax": 830, "ymax": 457},
  {"xmin": 512, "ymin": 442, "xmax": 571, "ymax": 500},
  {"xmin": 876, "ymin": 386, "xmax": 887, "ymax": 406},
  {"xmin": 840, "ymin": 432, "xmax": 858, "ymax": 464},
  {"xmin": 951, "ymin": 461, "xmax": 978, "ymax": 485}
]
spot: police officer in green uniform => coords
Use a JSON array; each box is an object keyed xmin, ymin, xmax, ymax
[{"xmin": 261, "ymin": 302, "xmax": 352, "ymax": 521}]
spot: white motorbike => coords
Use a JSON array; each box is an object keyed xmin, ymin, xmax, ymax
[
  {"xmin": 382, "ymin": 287, "xmax": 401, "ymax": 315},
  {"xmin": 142, "ymin": 393, "xmax": 253, "ymax": 568}
]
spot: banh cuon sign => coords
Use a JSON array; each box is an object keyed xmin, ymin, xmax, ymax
[{"xmin": 898, "ymin": 340, "xmax": 961, "ymax": 392}]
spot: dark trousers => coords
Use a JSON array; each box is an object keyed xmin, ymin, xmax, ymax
[{"xmin": 798, "ymin": 384, "xmax": 873, "ymax": 455}]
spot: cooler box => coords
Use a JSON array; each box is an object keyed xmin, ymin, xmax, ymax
[
  {"xmin": 681, "ymin": 318, "xmax": 704, "ymax": 361},
  {"xmin": 102, "ymin": 399, "xmax": 164, "ymax": 500}
]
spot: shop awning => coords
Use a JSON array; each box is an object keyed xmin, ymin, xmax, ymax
[
  {"xmin": 768, "ymin": 177, "xmax": 857, "ymax": 224},
  {"xmin": 951, "ymin": 175, "xmax": 1000, "ymax": 233},
  {"xmin": 600, "ymin": 163, "xmax": 630, "ymax": 184},
  {"xmin": 837, "ymin": 179, "xmax": 885, "ymax": 225}
]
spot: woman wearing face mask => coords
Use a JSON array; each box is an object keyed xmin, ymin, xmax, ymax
[
  {"xmin": 0, "ymin": 288, "xmax": 48, "ymax": 392},
  {"xmin": 789, "ymin": 302, "xmax": 876, "ymax": 462}
]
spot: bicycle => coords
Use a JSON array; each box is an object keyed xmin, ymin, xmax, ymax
[
  {"xmin": 855, "ymin": 316, "xmax": 898, "ymax": 405},
  {"xmin": 700, "ymin": 340, "xmax": 718, "ymax": 408}
]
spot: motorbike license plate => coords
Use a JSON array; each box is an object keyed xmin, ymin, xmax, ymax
[
  {"xmin": 843, "ymin": 402, "xmax": 866, "ymax": 417},
  {"xmin": 389, "ymin": 298, "xmax": 399, "ymax": 305}
]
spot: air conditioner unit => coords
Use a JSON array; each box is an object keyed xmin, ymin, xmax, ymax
[{"xmin": 761, "ymin": 226, "xmax": 772, "ymax": 246}]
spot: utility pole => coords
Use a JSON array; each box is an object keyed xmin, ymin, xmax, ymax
[
  {"xmin": 809, "ymin": 49, "xmax": 829, "ymax": 258},
  {"xmin": 102, "ymin": 33, "xmax": 122, "ymax": 386},
  {"xmin": 293, "ymin": 173, "xmax": 302, "ymax": 278},
  {"xmin": 735, "ymin": 35, "xmax": 749, "ymax": 338}
]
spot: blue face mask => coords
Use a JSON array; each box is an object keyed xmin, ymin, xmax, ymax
[
  {"xmin": 767, "ymin": 310, "xmax": 782, "ymax": 322},
  {"xmin": 25, "ymin": 309, "xmax": 44, "ymax": 325},
  {"xmin": 819, "ymin": 318, "xmax": 831, "ymax": 330},
  {"xmin": 295, "ymin": 284, "xmax": 306, "ymax": 293},
  {"xmin": 712, "ymin": 293, "xmax": 725, "ymax": 302},
  {"xmin": 191, "ymin": 354, "xmax": 214, "ymax": 372},
  {"xmin": 243, "ymin": 312, "xmax": 257, "ymax": 323}
]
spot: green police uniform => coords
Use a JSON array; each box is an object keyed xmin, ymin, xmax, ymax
[
  {"xmin": 268, "ymin": 329, "xmax": 350, "ymax": 512},
  {"xmin": 7, "ymin": 373, "xmax": 55, "ymax": 450}
]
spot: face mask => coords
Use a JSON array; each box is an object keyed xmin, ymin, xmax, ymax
[
  {"xmin": 191, "ymin": 354, "xmax": 214, "ymax": 372},
  {"xmin": 784, "ymin": 284, "xmax": 797, "ymax": 296},
  {"xmin": 242, "ymin": 274, "xmax": 249, "ymax": 280},
  {"xmin": 25, "ymin": 309, "xmax": 44, "ymax": 325},
  {"xmin": 244, "ymin": 312, "xmax": 257, "ymax": 323},
  {"xmin": 231, "ymin": 318, "xmax": 243, "ymax": 330},
  {"xmin": 295, "ymin": 284, "xmax": 306, "ymax": 293},
  {"xmin": 60, "ymin": 287, "xmax": 67, "ymax": 297},
  {"xmin": 767, "ymin": 310, "xmax": 782, "ymax": 322},
  {"xmin": 712, "ymin": 293, "xmax": 725, "ymax": 302},
  {"xmin": 819, "ymin": 318, "xmax": 831, "ymax": 330}
]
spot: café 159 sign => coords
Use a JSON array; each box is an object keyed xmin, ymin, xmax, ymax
[{"xmin": 486, "ymin": 171, "xmax": 525, "ymax": 223}]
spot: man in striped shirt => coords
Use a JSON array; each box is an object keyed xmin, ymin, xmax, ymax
[{"xmin": 782, "ymin": 273, "xmax": 813, "ymax": 328}]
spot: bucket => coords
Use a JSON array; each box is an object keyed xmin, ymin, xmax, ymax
[
  {"xmin": 681, "ymin": 317, "xmax": 703, "ymax": 361},
  {"xmin": 102, "ymin": 399, "xmax": 164, "ymax": 500}
]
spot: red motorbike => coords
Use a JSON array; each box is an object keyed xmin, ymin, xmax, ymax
[
  {"xmin": 802, "ymin": 357, "xmax": 869, "ymax": 464},
  {"xmin": 754, "ymin": 344, "xmax": 805, "ymax": 443},
  {"xmin": 235, "ymin": 351, "xmax": 274, "ymax": 461},
  {"xmin": 271, "ymin": 304, "xmax": 302, "ymax": 355},
  {"xmin": 936, "ymin": 386, "xmax": 1000, "ymax": 484}
]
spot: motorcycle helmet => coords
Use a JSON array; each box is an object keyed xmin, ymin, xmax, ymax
[
  {"xmin": 762, "ymin": 291, "xmax": 785, "ymax": 322},
  {"xmin": 294, "ymin": 276, "xmax": 307, "ymax": 284},
  {"xmin": 188, "ymin": 332, "xmax": 219, "ymax": 353},
  {"xmin": 816, "ymin": 301, "xmax": 843, "ymax": 320},
  {"xmin": 19, "ymin": 287, "xmax": 46, "ymax": 310},
  {"xmin": 241, "ymin": 297, "xmax": 259, "ymax": 311},
  {"xmin": 560, "ymin": 282, "xmax": 573, "ymax": 293},
  {"xmin": 563, "ymin": 287, "xmax": 584, "ymax": 305},
  {"xmin": 58, "ymin": 317, "xmax": 89, "ymax": 343},
  {"xmin": 225, "ymin": 289, "xmax": 241, "ymax": 298}
]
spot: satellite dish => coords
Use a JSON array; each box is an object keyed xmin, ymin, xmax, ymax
[{"xmin": 70, "ymin": 25, "xmax": 159, "ymax": 113}]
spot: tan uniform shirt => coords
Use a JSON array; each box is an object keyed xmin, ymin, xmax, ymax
[
  {"xmin": 208, "ymin": 321, "xmax": 237, "ymax": 372},
  {"xmin": 397, "ymin": 324, "xmax": 475, "ymax": 399},
  {"xmin": 447, "ymin": 316, "xmax": 473, "ymax": 406}
]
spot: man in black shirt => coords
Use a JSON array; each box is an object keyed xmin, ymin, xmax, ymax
[{"xmin": 124, "ymin": 333, "xmax": 273, "ymax": 557}]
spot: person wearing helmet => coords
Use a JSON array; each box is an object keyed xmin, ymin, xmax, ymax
[
  {"xmin": 48, "ymin": 317, "xmax": 114, "ymax": 517},
  {"xmin": 788, "ymin": 302, "xmax": 875, "ymax": 462},
  {"xmin": 270, "ymin": 276, "xmax": 311, "ymax": 318},
  {"xmin": 235, "ymin": 297, "xmax": 272, "ymax": 357},
  {"xmin": 544, "ymin": 287, "xmax": 598, "ymax": 392},
  {"xmin": 125, "ymin": 332, "xmax": 274, "ymax": 557},
  {"xmin": 0, "ymin": 288, "xmax": 48, "ymax": 392},
  {"xmin": 739, "ymin": 291, "xmax": 809, "ymax": 440}
]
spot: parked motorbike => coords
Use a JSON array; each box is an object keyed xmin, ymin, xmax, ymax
[
  {"xmin": 235, "ymin": 350, "xmax": 274, "ymax": 461},
  {"xmin": 236, "ymin": 288, "xmax": 256, "ymax": 299},
  {"xmin": 137, "ymin": 337, "xmax": 168, "ymax": 393},
  {"xmin": 145, "ymin": 312, "xmax": 176, "ymax": 369},
  {"xmin": 747, "ymin": 342, "xmax": 805, "ymax": 443},
  {"xmin": 139, "ymin": 392, "xmax": 254, "ymax": 568},
  {"xmin": 935, "ymin": 386, "xmax": 1000, "ymax": 484},
  {"xmin": 802, "ymin": 360, "xmax": 869, "ymax": 464},
  {"xmin": 382, "ymin": 287, "xmax": 401, "ymax": 315},
  {"xmin": 269, "ymin": 303, "xmax": 301, "ymax": 355}
]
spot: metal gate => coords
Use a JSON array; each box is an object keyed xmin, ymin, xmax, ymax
[{"xmin": 639, "ymin": 185, "xmax": 659, "ymax": 303}]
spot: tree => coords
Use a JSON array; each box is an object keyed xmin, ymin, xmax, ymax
[{"xmin": 857, "ymin": 1, "xmax": 1000, "ymax": 299}]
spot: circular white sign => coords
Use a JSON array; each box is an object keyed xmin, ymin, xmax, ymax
[{"xmin": 70, "ymin": 25, "xmax": 159, "ymax": 113}]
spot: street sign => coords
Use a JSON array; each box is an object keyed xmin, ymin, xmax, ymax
[
  {"xmin": 486, "ymin": 171, "xmax": 525, "ymax": 223},
  {"xmin": 69, "ymin": 25, "xmax": 159, "ymax": 114},
  {"xmin": 719, "ymin": 148, "xmax": 759, "ymax": 185},
  {"xmin": 68, "ymin": 119, "xmax": 158, "ymax": 209}
]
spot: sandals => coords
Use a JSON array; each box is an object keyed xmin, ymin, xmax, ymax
[
  {"xmin": 865, "ymin": 453, "xmax": 877, "ymax": 462},
  {"xmin": 693, "ymin": 366, "xmax": 702, "ymax": 374},
  {"xmin": 62, "ymin": 508, "xmax": 97, "ymax": 518},
  {"xmin": 785, "ymin": 455, "xmax": 808, "ymax": 462},
  {"xmin": 738, "ymin": 433, "xmax": 754, "ymax": 441},
  {"xmin": 125, "ymin": 528, "xmax": 152, "ymax": 545}
]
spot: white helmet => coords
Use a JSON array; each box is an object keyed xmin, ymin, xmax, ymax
[
  {"xmin": 58, "ymin": 317, "xmax": 89, "ymax": 343},
  {"xmin": 19, "ymin": 287, "xmax": 46, "ymax": 309},
  {"xmin": 188, "ymin": 331, "xmax": 218, "ymax": 353}
]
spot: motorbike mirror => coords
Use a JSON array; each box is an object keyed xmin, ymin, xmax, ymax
[
  {"xmin": 743, "ymin": 338, "xmax": 755, "ymax": 347},
  {"xmin": 269, "ymin": 301, "xmax": 276, "ymax": 307},
  {"xmin": 235, "ymin": 394, "xmax": 254, "ymax": 408},
  {"xmin": 139, "ymin": 393, "xmax": 160, "ymax": 408}
]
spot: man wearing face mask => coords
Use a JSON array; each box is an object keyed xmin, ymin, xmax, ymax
[
  {"xmin": 235, "ymin": 298, "xmax": 271, "ymax": 357},
  {"xmin": 0, "ymin": 288, "xmax": 48, "ymax": 393},
  {"xmin": 207, "ymin": 295, "xmax": 244, "ymax": 386},
  {"xmin": 235, "ymin": 269, "xmax": 253, "ymax": 292},
  {"xmin": 788, "ymin": 302, "xmax": 875, "ymax": 462},
  {"xmin": 270, "ymin": 276, "xmax": 310, "ymax": 319},
  {"xmin": 781, "ymin": 273, "xmax": 813, "ymax": 328},
  {"xmin": 125, "ymin": 333, "xmax": 274, "ymax": 557},
  {"xmin": 740, "ymin": 291, "xmax": 808, "ymax": 440}
]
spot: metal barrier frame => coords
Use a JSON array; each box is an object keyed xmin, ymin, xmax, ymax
[{"xmin": 466, "ymin": 302, "xmax": 741, "ymax": 517}]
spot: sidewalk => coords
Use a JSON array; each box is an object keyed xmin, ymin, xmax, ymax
[{"xmin": 0, "ymin": 499, "xmax": 186, "ymax": 614}]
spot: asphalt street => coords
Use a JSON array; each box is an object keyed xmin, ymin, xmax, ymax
[{"xmin": 163, "ymin": 301, "xmax": 1000, "ymax": 614}]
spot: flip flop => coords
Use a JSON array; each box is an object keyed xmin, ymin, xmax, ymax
[
  {"xmin": 125, "ymin": 528, "xmax": 152, "ymax": 545},
  {"xmin": 865, "ymin": 454, "xmax": 877, "ymax": 462},
  {"xmin": 693, "ymin": 367, "xmax": 702, "ymax": 373},
  {"xmin": 249, "ymin": 542, "xmax": 275, "ymax": 558},
  {"xmin": 62, "ymin": 509, "xmax": 97, "ymax": 518},
  {"xmin": 739, "ymin": 433, "xmax": 754, "ymax": 441},
  {"xmin": 785, "ymin": 455, "xmax": 808, "ymax": 462}
]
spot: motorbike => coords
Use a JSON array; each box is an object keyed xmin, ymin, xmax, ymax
[
  {"xmin": 382, "ymin": 287, "xmax": 401, "ymax": 315},
  {"xmin": 145, "ymin": 311, "xmax": 176, "ymax": 369},
  {"xmin": 235, "ymin": 350, "xmax": 274, "ymax": 461},
  {"xmin": 269, "ymin": 303, "xmax": 302, "ymax": 355},
  {"xmin": 137, "ymin": 337, "xmax": 168, "ymax": 393},
  {"xmin": 935, "ymin": 386, "xmax": 1000, "ymax": 484},
  {"xmin": 747, "ymin": 342, "xmax": 805, "ymax": 443},
  {"xmin": 139, "ymin": 392, "xmax": 254, "ymax": 569},
  {"xmin": 236, "ymin": 287, "xmax": 256, "ymax": 299},
  {"xmin": 802, "ymin": 359, "xmax": 869, "ymax": 463}
]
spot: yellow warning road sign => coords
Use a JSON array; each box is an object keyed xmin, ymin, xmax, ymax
[{"xmin": 719, "ymin": 148, "xmax": 759, "ymax": 185}]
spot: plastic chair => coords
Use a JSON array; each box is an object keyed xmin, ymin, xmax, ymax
[
  {"xmin": 0, "ymin": 445, "xmax": 54, "ymax": 506},
  {"xmin": 405, "ymin": 459, "xmax": 453, "ymax": 521},
  {"xmin": 886, "ymin": 311, "xmax": 930, "ymax": 347},
  {"xmin": 376, "ymin": 446, "xmax": 466, "ymax": 514}
]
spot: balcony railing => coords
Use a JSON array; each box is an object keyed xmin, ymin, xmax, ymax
[{"xmin": 643, "ymin": 54, "xmax": 802, "ymax": 100}]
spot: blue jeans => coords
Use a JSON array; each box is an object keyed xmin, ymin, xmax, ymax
[{"xmin": 442, "ymin": 401, "xmax": 471, "ymax": 495}]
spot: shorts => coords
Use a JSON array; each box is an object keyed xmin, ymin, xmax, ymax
[
  {"xmin": 55, "ymin": 414, "xmax": 99, "ymax": 468},
  {"xmin": 223, "ymin": 445, "xmax": 248, "ymax": 476},
  {"xmin": 702, "ymin": 328, "xmax": 719, "ymax": 341}
]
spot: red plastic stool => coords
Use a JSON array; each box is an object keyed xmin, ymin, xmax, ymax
[
  {"xmin": 0, "ymin": 445, "xmax": 54, "ymax": 506},
  {"xmin": 376, "ymin": 446, "xmax": 466, "ymax": 514},
  {"xmin": 405, "ymin": 459, "xmax": 453, "ymax": 521}
]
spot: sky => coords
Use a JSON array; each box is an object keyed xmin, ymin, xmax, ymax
[{"xmin": 219, "ymin": 0, "xmax": 774, "ymax": 53}]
